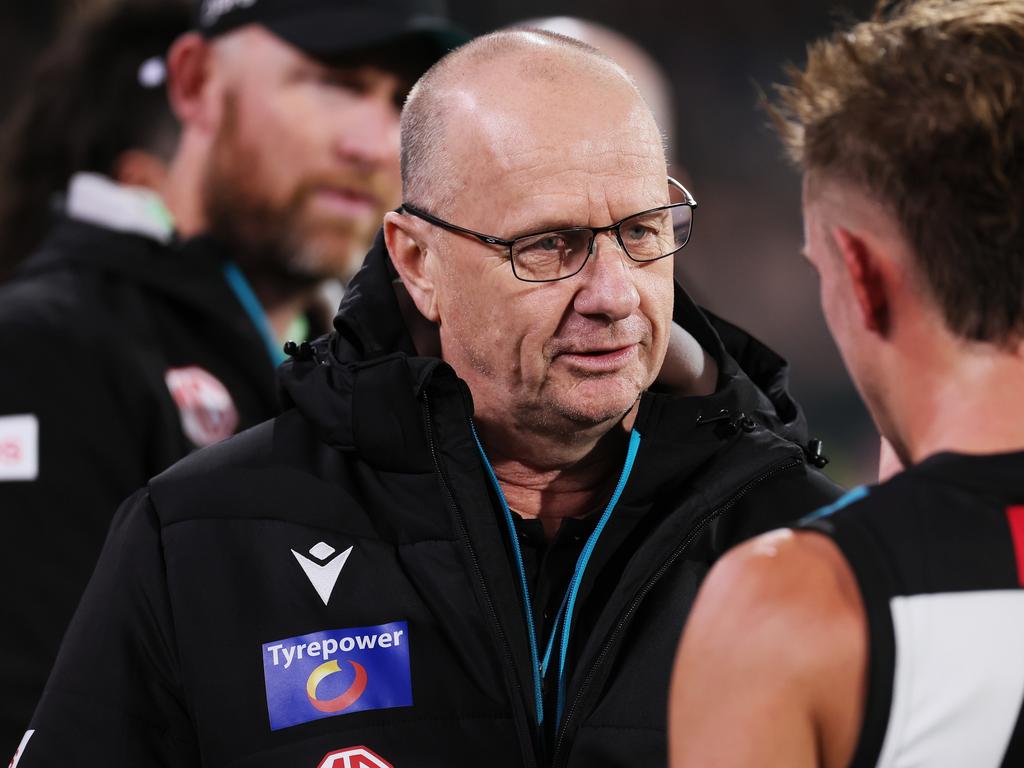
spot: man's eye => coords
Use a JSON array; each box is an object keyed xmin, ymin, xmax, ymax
[
  {"xmin": 538, "ymin": 235, "xmax": 566, "ymax": 252},
  {"xmin": 625, "ymin": 224, "xmax": 652, "ymax": 241},
  {"xmin": 307, "ymin": 70, "xmax": 366, "ymax": 95}
]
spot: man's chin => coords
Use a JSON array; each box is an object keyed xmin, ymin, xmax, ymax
[{"xmin": 548, "ymin": 381, "xmax": 642, "ymax": 429}]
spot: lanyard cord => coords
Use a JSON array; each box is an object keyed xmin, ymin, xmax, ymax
[
  {"xmin": 471, "ymin": 421, "xmax": 642, "ymax": 729},
  {"xmin": 471, "ymin": 420, "xmax": 545, "ymax": 724},
  {"xmin": 554, "ymin": 428, "xmax": 641, "ymax": 722},
  {"xmin": 222, "ymin": 262, "xmax": 287, "ymax": 367}
]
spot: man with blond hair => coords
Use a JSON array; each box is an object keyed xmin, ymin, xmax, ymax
[{"xmin": 670, "ymin": 2, "xmax": 1024, "ymax": 766}]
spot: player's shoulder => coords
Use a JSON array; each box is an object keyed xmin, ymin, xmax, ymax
[
  {"xmin": 689, "ymin": 526, "xmax": 866, "ymax": 675},
  {"xmin": 798, "ymin": 471, "xmax": 923, "ymax": 540}
]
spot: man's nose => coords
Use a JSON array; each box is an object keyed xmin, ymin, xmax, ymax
[
  {"xmin": 331, "ymin": 97, "xmax": 400, "ymax": 168},
  {"xmin": 572, "ymin": 232, "xmax": 641, "ymax": 321}
]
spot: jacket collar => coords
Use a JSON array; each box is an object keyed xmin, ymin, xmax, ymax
[
  {"xmin": 279, "ymin": 229, "xmax": 812, "ymax": 468},
  {"xmin": 65, "ymin": 172, "xmax": 175, "ymax": 244}
]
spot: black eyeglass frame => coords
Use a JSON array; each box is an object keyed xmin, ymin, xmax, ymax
[{"xmin": 401, "ymin": 176, "xmax": 697, "ymax": 283}]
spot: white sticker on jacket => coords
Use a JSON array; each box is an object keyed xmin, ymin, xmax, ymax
[
  {"xmin": 164, "ymin": 366, "xmax": 239, "ymax": 448},
  {"xmin": 0, "ymin": 414, "xmax": 39, "ymax": 481}
]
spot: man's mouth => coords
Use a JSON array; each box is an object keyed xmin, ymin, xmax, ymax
[
  {"xmin": 557, "ymin": 344, "xmax": 639, "ymax": 372},
  {"xmin": 309, "ymin": 187, "xmax": 380, "ymax": 218}
]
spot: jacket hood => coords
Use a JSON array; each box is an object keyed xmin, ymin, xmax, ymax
[{"xmin": 279, "ymin": 229, "xmax": 815, "ymax": 463}]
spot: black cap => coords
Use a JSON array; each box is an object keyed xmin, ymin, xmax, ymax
[{"xmin": 195, "ymin": 0, "xmax": 468, "ymax": 63}]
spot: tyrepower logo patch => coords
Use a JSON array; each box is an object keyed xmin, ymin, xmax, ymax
[
  {"xmin": 262, "ymin": 622, "xmax": 412, "ymax": 731},
  {"xmin": 0, "ymin": 414, "xmax": 38, "ymax": 482}
]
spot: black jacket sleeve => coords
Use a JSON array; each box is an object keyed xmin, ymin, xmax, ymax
[
  {"xmin": 0, "ymin": 321, "xmax": 153, "ymax": 758},
  {"xmin": 18, "ymin": 489, "xmax": 200, "ymax": 767}
]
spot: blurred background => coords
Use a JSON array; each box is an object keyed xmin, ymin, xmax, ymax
[{"xmin": 0, "ymin": 0, "xmax": 880, "ymax": 486}]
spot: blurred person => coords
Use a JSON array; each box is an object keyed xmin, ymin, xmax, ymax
[
  {"xmin": 0, "ymin": 1, "xmax": 191, "ymax": 757},
  {"xmin": 0, "ymin": 0, "xmax": 186, "ymax": 280},
  {"xmin": 670, "ymin": 2, "xmax": 1024, "ymax": 766},
  {"xmin": 16, "ymin": 29, "xmax": 839, "ymax": 767},
  {"xmin": 0, "ymin": 0, "xmax": 463, "ymax": 761}
]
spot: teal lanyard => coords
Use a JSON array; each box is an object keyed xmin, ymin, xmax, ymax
[
  {"xmin": 471, "ymin": 422, "xmax": 642, "ymax": 727},
  {"xmin": 222, "ymin": 262, "xmax": 287, "ymax": 366}
]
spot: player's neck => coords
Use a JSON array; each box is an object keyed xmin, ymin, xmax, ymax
[{"xmin": 900, "ymin": 339, "xmax": 1024, "ymax": 463}]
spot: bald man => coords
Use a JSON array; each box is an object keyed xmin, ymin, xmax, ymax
[{"xmin": 16, "ymin": 30, "xmax": 838, "ymax": 767}]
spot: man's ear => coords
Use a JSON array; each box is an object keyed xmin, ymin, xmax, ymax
[
  {"xmin": 383, "ymin": 211, "xmax": 440, "ymax": 323},
  {"xmin": 833, "ymin": 226, "xmax": 890, "ymax": 336},
  {"xmin": 167, "ymin": 32, "xmax": 218, "ymax": 132}
]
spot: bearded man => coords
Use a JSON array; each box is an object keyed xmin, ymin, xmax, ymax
[{"xmin": 0, "ymin": 0, "xmax": 463, "ymax": 760}]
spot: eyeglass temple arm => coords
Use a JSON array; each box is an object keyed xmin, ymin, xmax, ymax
[
  {"xmin": 668, "ymin": 176, "xmax": 698, "ymax": 208},
  {"xmin": 400, "ymin": 204, "xmax": 516, "ymax": 247}
]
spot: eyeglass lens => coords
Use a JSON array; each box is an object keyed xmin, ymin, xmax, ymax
[{"xmin": 511, "ymin": 204, "xmax": 693, "ymax": 281}]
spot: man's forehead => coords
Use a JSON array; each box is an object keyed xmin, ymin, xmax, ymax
[{"xmin": 447, "ymin": 82, "xmax": 663, "ymax": 179}]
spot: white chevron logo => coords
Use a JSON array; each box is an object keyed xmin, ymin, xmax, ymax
[{"xmin": 291, "ymin": 541, "xmax": 353, "ymax": 605}]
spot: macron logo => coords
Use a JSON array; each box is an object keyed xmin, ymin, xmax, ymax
[{"xmin": 292, "ymin": 542, "xmax": 353, "ymax": 605}]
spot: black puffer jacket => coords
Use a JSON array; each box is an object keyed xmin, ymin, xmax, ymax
[
  {"xmin": 0, "ymin": 219, "xmax": 283, "ymax": 761},
  {"xmin": 20, "ymin": 232, "xmax": 841, "ymax": 768}
]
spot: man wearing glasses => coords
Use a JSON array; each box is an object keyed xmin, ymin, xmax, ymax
[{"xmin": 17, "ymin": 29, "xmax": 839, "ymax": 767}]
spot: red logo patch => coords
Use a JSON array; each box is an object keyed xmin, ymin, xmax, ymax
[
  {"xmin": 317, "ymin": 746, "xmax": 393, "ymax": 768},
  {"xmin": 164, "ymin": 366, "xmax": 239, "ymax": 447}
]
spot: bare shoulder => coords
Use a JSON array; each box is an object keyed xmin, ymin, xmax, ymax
[
  {"xmin": 670, "ymin": 528, "xmax": 868, "ymax": 768},
  {"xmin": 694, "ymin": 527, "xmax": 864, "ymax": 644}
]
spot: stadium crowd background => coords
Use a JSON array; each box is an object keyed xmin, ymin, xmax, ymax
[{"xmin": 0, "ymin": 0, "xmax": 879, "ymax": 486}]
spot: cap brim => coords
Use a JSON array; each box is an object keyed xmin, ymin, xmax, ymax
[{"xmin": 263, "ymin": 10, "xmax": 469, "ymax": 68}]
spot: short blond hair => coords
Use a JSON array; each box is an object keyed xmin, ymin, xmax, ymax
[{"xmin": 771, "ymin": 0, "xmax": 1024, "ymax": 343}]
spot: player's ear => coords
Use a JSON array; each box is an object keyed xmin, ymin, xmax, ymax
[
  {"xmin": 384, "ymin": 211, "xmax": 441, "ymax": 324},
  {"xmin": 833, "ymin": 226, "xmax": 890, "ymax": 336}
]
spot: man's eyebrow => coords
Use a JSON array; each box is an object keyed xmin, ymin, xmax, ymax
[{"xmin": 505, "ymin": 217, "xmax": 588, "ymax": 238}]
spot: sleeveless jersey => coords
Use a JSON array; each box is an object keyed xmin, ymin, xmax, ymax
[{"xmin": 800, "ymin": 451, "xmax": 1024, "ymax": 768}]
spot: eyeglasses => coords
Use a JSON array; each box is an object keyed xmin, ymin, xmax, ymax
[{"xmin": 401, "ymin": 177, "xmax": 697, "ymax": 283}]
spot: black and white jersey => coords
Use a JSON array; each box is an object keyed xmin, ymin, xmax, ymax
[{"xmin": 801, "ymin": 451, "xmax": 1024, "ymax": 768}]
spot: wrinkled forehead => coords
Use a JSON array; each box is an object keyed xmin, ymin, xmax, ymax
[{"xmin": 445, "ymin": 64, "xmax": 667, "ymax": 216}]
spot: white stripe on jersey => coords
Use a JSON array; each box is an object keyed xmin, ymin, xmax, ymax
[{"xmin": 877, "ymin": 591, "xmax": 1024, "ymax": 768}]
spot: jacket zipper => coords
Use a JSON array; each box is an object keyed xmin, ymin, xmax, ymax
[
  {"xmin": 422, "ymin": 390, "xmax": 540, "ymax": 768},
  {"xmin": 550, "ymin": 456, "xmax": 804, "ymax": 766}
]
